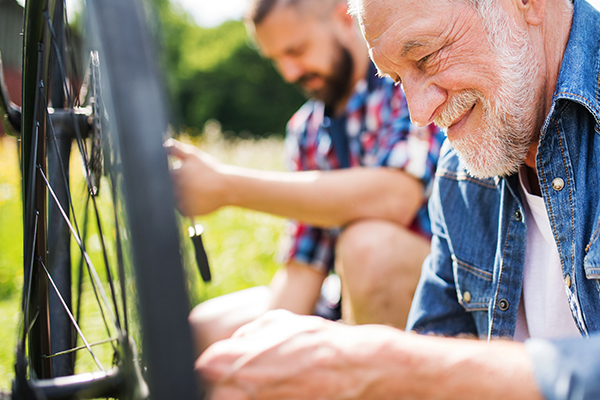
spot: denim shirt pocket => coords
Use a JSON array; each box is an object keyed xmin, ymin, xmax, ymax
[
  {"xmin": 584, "ymin": 216, "xmax": 600, "ymax": 292},
  {"xmin": 452, "ymin": 255, "xmax": 493, "ymax": 335}
]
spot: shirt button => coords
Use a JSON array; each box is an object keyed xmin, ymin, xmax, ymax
[
  {"xmin": 565, "ymin": 274, "xmax": 572, "ymax": 288},
  {"xmin": 498, "ymin": 299, "xmax": 509, "ymax": 311},
  {"xmin": 514, "ymin": 210, "xmax": 523, "ymax": 222},
  {"xmin": 463, "ymin": 291, "xmax": 472, "ymax": 303},
  {"xmin": 552, "ymin": 177, "xmax": 565, "ymax": 191}
]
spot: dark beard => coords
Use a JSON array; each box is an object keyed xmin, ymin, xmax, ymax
[{"xmin": 295, "ymin": 44, "xmax": 354, "ymax": 108}]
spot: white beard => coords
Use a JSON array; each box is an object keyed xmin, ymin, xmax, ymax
[{"xmin": 436, "ymin": 2, "xmax": 540, "ymax": 178}]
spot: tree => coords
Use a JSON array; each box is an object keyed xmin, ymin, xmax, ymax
[{"xmin": 151, "ymin": 1, "xmax": 305, "ymax": 137}]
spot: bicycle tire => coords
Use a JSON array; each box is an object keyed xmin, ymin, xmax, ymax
[{"xmin": 17, "ymin": 0, "xmax": 201, "ymax": 399}]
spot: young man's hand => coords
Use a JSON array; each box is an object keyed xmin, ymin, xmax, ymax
[{"xmin": 165, "ymin": 139, "xmax": 229, "ymax": 216}]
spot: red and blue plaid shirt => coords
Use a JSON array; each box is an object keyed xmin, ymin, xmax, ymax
[{"xmin": 282, "ymin": 64, "xmax": 445, "ymax": 273}]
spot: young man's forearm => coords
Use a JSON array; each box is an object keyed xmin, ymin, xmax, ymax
[
  {"xmin": 167, "ymin": 140, "xmax": 423, "ymax": 227},
  {"xmin": 218, "ymin": 165, "xmax": 423, "ymax": 227}
]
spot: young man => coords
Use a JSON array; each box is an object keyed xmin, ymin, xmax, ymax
[
  {"xmin": 167, "ymin": 0, "xmax": 443, "ymax": 351},
  {"xmin": 197, "ymin": 0, "xmax": 600, "ymax": 399}
]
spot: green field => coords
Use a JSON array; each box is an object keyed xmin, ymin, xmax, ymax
[{"xmin": 0, "ymin": 130, "xmax": 286, "ymax": 389}]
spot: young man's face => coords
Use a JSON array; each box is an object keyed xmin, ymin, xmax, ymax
[
  {"xmin": 359, "ymin": 0, "xmax": 543, "ymax": 178},
  {"xmin": 254, "ymin": 5, "xmax": 354, "ymax": 108}
]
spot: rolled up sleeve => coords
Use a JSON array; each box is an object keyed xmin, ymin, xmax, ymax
[{"xmin": 526, "ymin": 333, "xmax": 600, "ymax": 400}]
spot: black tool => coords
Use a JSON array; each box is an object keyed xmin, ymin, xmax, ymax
[{"xmin": 188, "ymin": 221, "xmax": 211, "ymax": 282}]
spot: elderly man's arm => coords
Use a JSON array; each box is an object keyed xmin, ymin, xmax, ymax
[
  {"xmin": 526, "ymin": 334, "xmax": 600, "ymax": 400},
  {"xmin": 166, "ymin": 139, "xmax": 423, "ymax": 228},
  {"xmin": 197, "ymin": 310, "xmax": 544, "ymax": 400}
]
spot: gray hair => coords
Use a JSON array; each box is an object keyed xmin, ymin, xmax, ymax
[
  {"xmin": 348, "ymin": 0, "xmax": 572, "ymax": 22},
  {"xmin": 347, "ymin": 0, "xmax": 489, "ymax": 21}
]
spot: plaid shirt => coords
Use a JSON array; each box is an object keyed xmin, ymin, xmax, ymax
[{"xmin": 282, "ymin": 64, "xmax": 445, "ymax": 273}]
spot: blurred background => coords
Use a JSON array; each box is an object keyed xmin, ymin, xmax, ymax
[
  {"xmin": 7, "ymin": 0, "xmax": 306, "ymax": 138},
  {"xmin": 151, "ymin": 0, "xmax": 306, "ymax": 138}
]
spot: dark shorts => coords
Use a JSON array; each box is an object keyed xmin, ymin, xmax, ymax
[{"xmin": 313, "ymin": 273, "xmax": 342, "ymax": 321}]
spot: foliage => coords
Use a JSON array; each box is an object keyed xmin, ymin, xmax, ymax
[{"xmin": 152, "ymin": 1, "xmax": 305, "ymax": 137}]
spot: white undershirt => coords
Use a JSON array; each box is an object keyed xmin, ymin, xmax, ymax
[{"xmin": 513, "ymin": 169, "xmax": 580, "ymax": 342}]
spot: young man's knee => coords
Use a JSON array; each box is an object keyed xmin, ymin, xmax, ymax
[
  {"xmin": 335, "ymin": 220, "xmax": 429, "ymax": 296},
  {"xmin": 336, "ymin": 220, "xmax": 423, "ymax": 270},
  {"xmin": 188, "ymin": 286, "xmax": 271, "ymax": 354}
]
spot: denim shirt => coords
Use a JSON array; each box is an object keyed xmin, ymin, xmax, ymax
[{"xmin": 407, "ymin": 0, "xmax": 600, "ymax": 398}]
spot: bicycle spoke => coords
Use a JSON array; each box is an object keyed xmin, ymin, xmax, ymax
[
  {"xmin": 37, "ymin": 165, "xmax": 119, "ymax": 334},
  {"xmin": 78, "ymin": 52, "xmax": 126, "ymax": 334},
  {"xmin": 26, "ymin": 310, "xmax": 40, "ymax": 338},
  {"xmin": 42, "ymin": 338, "xmax": 119, "ymax": 360},
  {"xmin": 45, "ymin": 5, "xmax": 99, "ymax": 199},
  {"xmin": 70, "ymin": 190, "xmax": 119, "ymax": 355},
  {"xmin": 39, "ymin": 259, "xmax": 105, "ymax": 372},
  {"xmin": 74, "ymin": 193, "xmax": 90, "ymax": 350},
  {"xmin": 39, "ymin": 165, "xmax": 115, "ymax": 349},
  {"xmin": 44, "ymin": 7, "xmax": 72, "ymax": 108},
  {"xmin": 90, "ymin": 194, "xmax": 123, "ymax": 330},
  {"xmin": 107, "ymin": 168, "xmax": 130, "ymax": 336},
  {"xmin": 46, "ymin": 101, "xmax": 124, "ymax": 335},
  {"xmin": 46, "ymin": 110, "xmax": 83, "ymax": 238},
  {"xmin": 39, "ymin": 177, "xmax": 116, "ymax": 348},
  {"xmin": 21, "ymin": 208, "xmax": 39, "ymax": 350},
  {"xmin": 21, "ymin": 43, "xmax": 45, "ymax": 347}
]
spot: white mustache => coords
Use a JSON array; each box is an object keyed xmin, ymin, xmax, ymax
[{"xmin": 435, "ymin": 90, "xmax": 483, "ymax": 129}]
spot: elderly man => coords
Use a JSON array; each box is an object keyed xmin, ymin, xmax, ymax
[
  {"xmin": 168, "ymin": 0, "xmax": 443, "ymax": 352},
  {"xmin": 197, "ymin": 0, "xmax": 600, "ymax": 399}
]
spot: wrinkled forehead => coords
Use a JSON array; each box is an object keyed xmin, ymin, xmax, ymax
[
  {"xmin": 356, "ymin": 0, "xmax": 436, "ymax": 60},
  {"xmin": 356, "ymin": 0, "xmax": 445, "ymax": 41}
]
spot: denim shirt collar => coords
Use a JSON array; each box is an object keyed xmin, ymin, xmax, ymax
[
  {"xmin": 504, "ymin": 0, "xmax": 600, "ymax": 198},
  {"xmin": 551, "ymin": 0, "xmax": 600, "ymax": 127}
]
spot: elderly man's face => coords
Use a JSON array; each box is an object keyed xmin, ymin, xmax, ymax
[
  {"xmin": 359, "ymin": 0, "xmax": 541, "ymax": 177},
  {"xmin": 254, "ymin": 6, "xmax": 354, "ymax": 108}
]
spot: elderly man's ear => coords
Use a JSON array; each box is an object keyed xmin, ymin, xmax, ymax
[{"xmin": 518, "ymin": 0, "xmax": 547, "ymax": 25}]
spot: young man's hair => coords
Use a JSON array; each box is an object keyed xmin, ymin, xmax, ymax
[{"xmin": 245, "ymin": 0, "xmax": 343, "ymax": 26}]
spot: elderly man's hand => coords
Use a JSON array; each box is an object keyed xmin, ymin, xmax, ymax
[
  {"xmin": 196, "ymin": 310, "xmax": 411, "ymax": 400},
  {"xmin": 197, "ymin": 310, "xmax": 348, "ymax": 400},
  {"xmin": 196, "ymin": 310, "xmax": 544, "ymax": 400},
  {"xmin": 165, "ymin": 139, "xmax": 228, "ymax": 216}
]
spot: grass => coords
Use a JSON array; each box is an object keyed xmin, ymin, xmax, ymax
[
  {"xmin": 0, "ymin": 137, "xmax": 24, "ymax": 387},
  {"xmin": 0, "ymin": 128, "xmax": 287, "ymax": 390}
]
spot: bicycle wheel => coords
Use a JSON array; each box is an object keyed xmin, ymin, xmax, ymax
[{"xmin": 15, "ymin": 0, "xmax": 201, "ymax": 398}]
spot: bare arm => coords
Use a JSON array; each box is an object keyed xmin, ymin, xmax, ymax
[
  {"xmin": 198, "ymin": 311, "xmax": 544, "ymax": 400},
  {"xmin": 166, "ymin": 139, "xmax": 423, "ymax": 228}
]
